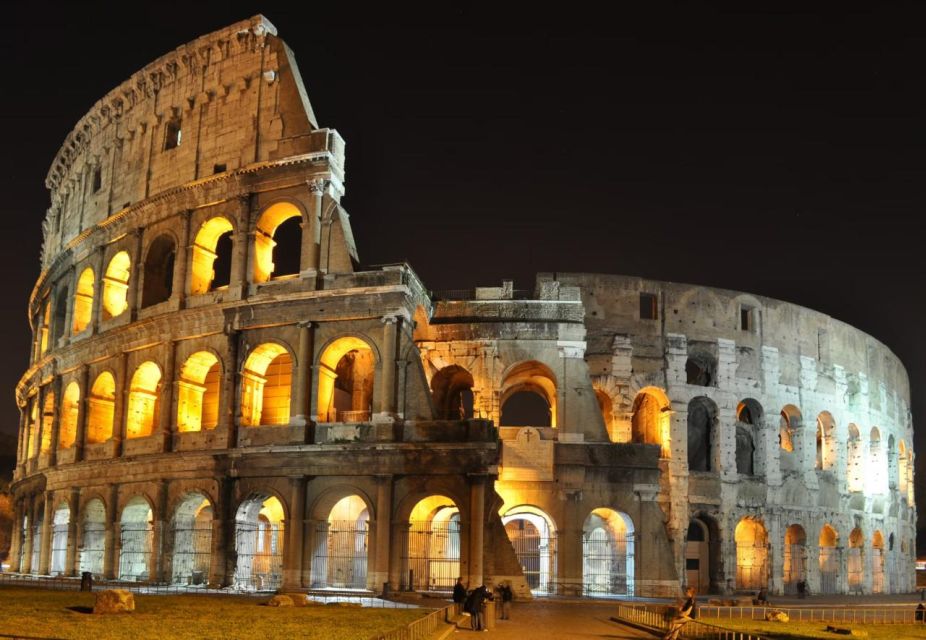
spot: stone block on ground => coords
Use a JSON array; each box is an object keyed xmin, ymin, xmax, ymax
[
  {"xmin": 765, "ymin": 610, "xmax": 789, "ymax": 622},
  {"xmin": 267, "ymin": 594, "xmax": 294, "ymax": 607},
  {"xmin": 93, "ymin": 589, "xmax": 135, "ymax": 614}
]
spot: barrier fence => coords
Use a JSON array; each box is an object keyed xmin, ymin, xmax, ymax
[
  {"xmin": 614, "ymin": 604, "xmax": 770, "ymax": 640},
  {"xmin": 697, "ymin": 605, "xmax": 926, "ymax": 625},
  {"xmin": 367, "ymin": 603, "xmax": 460, "ymax": 640}
]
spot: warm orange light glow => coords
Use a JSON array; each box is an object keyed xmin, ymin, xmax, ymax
[
  {"xmin": 735, "ymin": 517, "xmax": 768, "ymax": 589},
  {"xmin": 253, "ymin": 202, "xmax": 301, "ymax": 283},
  {"xmin": 59, "ymin": 382, "xmax": 80, "ymax": 448},
  {"xmin": 26, "ymin": 399, "xmax": 38, "ymax": 458},
  {"xmin": 317, "ymin": 337, "xmax": 375, "ymax": 423},
  {"xmin": 87, "ymin": 372, "xmax": 115, "ymax": 444},
  {"xmin": 631, "ymin": 386, "xmax": 671, "ymax": 456},
  {"xmin": 40, "ymin": 392, "xmax": 55, "ymax": 453},
  {"xmin": 102, "ymin": 251, "xmax": 131, "ymax": 319},
  {"xmin": 125, "ymin": 361, "xmax": 161, "ymax": 439},
  {"xmin": 39, "ymin": 302, "xmax": 50, "ymax": 356},
  {"xmin": 241, "ymin": 343, "xmax": 292, "ymax": 426},
  {"xmin": 499, "ymin": 360, "xmax": 558, "ymax": 428},
  {"xmin": 190, "ymin": 217, "xmax": 234, "ymax": 294},
  {"xmin": 177, "ymin": 351, "xmax": 221, "ymax": 432},
  {"xmin": 72, "ymin": 267, "xmax": 95, "ymax": 334}
]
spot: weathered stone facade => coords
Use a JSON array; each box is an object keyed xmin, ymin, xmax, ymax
[{"xmin": 10, "ymin": 16, "xmax": 915, "ymax": 598}]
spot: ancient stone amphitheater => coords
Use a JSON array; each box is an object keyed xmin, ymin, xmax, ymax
[{"xmin": 8, "ymin": 16, "xmax": 915, "ymax": 597}]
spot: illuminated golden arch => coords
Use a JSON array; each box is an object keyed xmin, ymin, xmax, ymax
[
  {"xmin": 25, "ymin": 398, "xmax": 38, "ymax": 459},
  {"xmin": 177, "ymin": 351, "xmax": 221, "ymax": 432},
  {"xmin": 819, "ymin": 523, "xmax": 838, "ymax": 547},
  {"xmin": 241, "ymin": 342, "xmax": 293, "ymax": 426},
  {"xmin": 253, "ymin": 201, "xmax": 304, "ymax": 283},
  {"xmin": 87, "ymin": 372, "xmax": 115, "ymax": 444},
  {"xmin": 317, "ymin": 336, "xmax": 377, "ymax": 423},
  {"xmin": 190, "ymin": 217, "xmax": 234, "ymax": 294},
  {"xmin": 779, "ymin": 405, "xmax": 802, "ymax": 453},
  {"xmin": 40, "ymin": 391, "xmax": 55, "ymax": 454},
  {"xmin": 125, "ymin": 361, "xmax": 162, "ymax": 439},
  {"xmin": 59, "ymin": 382, "xmax": 80, "ymax": 449},
  {"xmin": 631, "ymin": 386, "xmax": 671, "ymax": 455},
  {"xmin": 102, "ymin": 251, "xmax": 131, "ymax": 319},
  {"xmin": 499, "ymin": 360, "xmax": 558, "ymax": 428},
  {"xmin": 734, "ymin": 517, "xmax": 768, "ymax": 590},
  {"xmin": 72, "ymin": 267, "xmax": 95, "ymax": 334}
]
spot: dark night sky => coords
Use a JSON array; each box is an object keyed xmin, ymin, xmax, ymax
[{"xmin": 2, "ymin": 2, "xmax": 925, "ymax": 533}]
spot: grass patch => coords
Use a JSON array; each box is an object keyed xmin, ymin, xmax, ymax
[
  {"xmin": 0, "ymin": 586, "xmax": 428, "ymax": 640},
  {"xmin": 699, "ymin": 616, "xmax": 926, "ymax": 640}
]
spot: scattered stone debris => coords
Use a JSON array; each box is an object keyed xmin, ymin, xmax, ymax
[
  {"xmin": 93, "ymin": 589, "xmax": 135, "ymax": 614},
  {"xmin": 765, "ymin": 610, "xmax": 789, "ymax": 622},
  {"xmin": 266, "ymin": 594, "xmax": 294, "ymax": 607}
]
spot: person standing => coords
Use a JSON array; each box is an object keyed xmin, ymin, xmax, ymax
[
  {"xmin": 453, "ymin": 577, "xmax": 467, "ymax": 604},
  {"xmin": 663, "ymin": 587, "xmax": 696, "ymax": 640},
  {"xmin": 498, "ymin": 581, "xmax": 513, "ymax": 620},
  {"xmin": 465, "ymin": 584, "xmax": 491, "ymax": 631}
]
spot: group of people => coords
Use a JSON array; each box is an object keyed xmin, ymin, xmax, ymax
[{"xmin": 453, "ymin": 577, "xmax": 514, "ymax": 631}]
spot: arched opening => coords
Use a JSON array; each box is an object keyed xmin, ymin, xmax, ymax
[
  {"xmin": 594, "ymin": 389, "xmax": 616, "ymax": 441},
  {"xmin": 71, "ymin": 267, "xmax": 95, "ymax": 334},
  {"xmin": 125, "ymin": 361, "xmax": 162, "ymax": 439},
  {"xmin": 631, "ymin": 387, "xmax": 671, "ymax": 455},
  {"xmin": 102, "ymin": 251, "xmax": 131, "ymax": 319},
  {"xmin": 86, "ymin": 372, "xmax": 115, "ymax": 444},
  {"xmin": 899, "ymin": 441, "xmax": 908, "ymax": 499},
  {"xmin": 848, "ymin": 528, "xmax": 864, "ymax": 592},
  {"xmin": 59, "ymin": 382, "xmax": 80, "ymax": 449},
  {"xmin": 685, "ymin": 518, "xmax": 713, "ymax": 595},
  {"xmin": 30, "ymin": 503, "xmax": 44, "ymax": 574},
  {"xmin": 500, "ymin": 361, "xmax": 557, "ymax": 427},
  {"xmin": 118, "ymin": 497, "xmax": 154, "ymax": 581},
  {"xmin": 582, "ymin": 508, "xmax": 634, "ymax": 596},
  {"xmin": 52, "ymin": 290, "xmax": 68, "ymax": 344},
  {"xmin": 687, "ymin": 397, "xmax": 716, "ymax": 472},
  {"xmin": 402, "ymin": 495, "xmax": 460, "ymax": 591},
  {"xmin": 816, "ymin": 412, "xmax": 836, "ymax": 470},
  {"xmin": 501, "ymin": 505, "xmax": 557, "ymax": 595},
  {"xmin": 40, "ymin": 391, "xmax": 55, "ymax": 454},
  {"xmin": 190, "ymin": 217, "xmax": 234, "ymax": 294},
  {"xmin": 18, "ymin": 514, "xmax": 28, "ymax": 572},
  {"xmin": 36, "ymin": 301, "xmax": 50, "ymax": 358},
  {"xmin": 241, "ymin": 343, "xmax": 292, "ymax": 426},
  {"xmin": 311, "ymin": 495, "xmax": 370, "ymax": 589},
  {"xmin": 317, "ymin": 337, "xmax": 375, "ymax": 423},
  {"xmin": 818, "ymin": 524, "xmax": 839, "ymax": 594},
  {"xmin": 253, "ymin": 202, "xmax": 303, "ymax": 283},
  {"xmin": 26, "ymin": 399, "xmax": 38, "ymax": 459},
  {"xmin": 141, "ymin": 235, "xmax": 177, "ymax": 307},
  {"xmin": 871, "ymin": 531, "xmax": 885, "ymax": 594},
  {"xmin": 234, "ymin": 494, "xmax": 284, "ymax": 591},
  {"xmin": 79, "ymin": 499, "xmax": 106, "ymax": 577},
  {"xmin": 685, "ymin": 351, "xmax": 717, "ymax": 386},
  {"xmin": 50, "ymin": 502, "xmax": 70, "ymax": 575},
  {"xmin": 782, "ymin": 524, "xmax": 806, "ymax": 594},
  {"xmin": 177, "ymin": 351, "xmax": 221, "ymax": 432},
  {"xmin": 430, "ymin": 365, "xmax": 475, "ymax": 420},
  {"xmin": 170, "ymin": 493, "xmax": 213, "ymax": 586},
  {"xmin": 847, "ymin": 424, "xmax": 863, "ymax": 492},
  {"xmin": 779, "ymin": 405, "xmax": 801, "ymax": 456},
  {"xmin": 869, "ymin": 428, "xmax": 884, "ymax": 493},
  {"xmin": 734, "ymin": 517, "xmax": 767, "ymax": 590}
]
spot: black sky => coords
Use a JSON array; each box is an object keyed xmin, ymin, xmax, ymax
[{"xmin": 2, "ymin": 2, "xmax": 925, "ymax": 533}]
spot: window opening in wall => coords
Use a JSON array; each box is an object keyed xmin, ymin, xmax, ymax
[
  {"xmin": 125, "ymin": 361, "xmax": 162, "ymax": 439},
  {"xmin": 190, "ymin": 217, "xmax": 234, "ymax": 294},
  {"xmin": 502, "ymin": 506, "xmax": 557, "ymax": 595},
  {"xmin": 735, "ymin": 517, "xmax": 768, "ymax": 590},
  {"xmin": 271, "ymin": 217, "xmax": 302, "ymax": 277},
  {"xmin": 639, "ymin": 292, "xmax": 657, "ymax": 320},
  {"xmin": 847, "ymin": 528, "xmax": 864, "ymax": 591},
  {"xmin": 92, "ymin": 167, "xmax": 102, "ymax": 193},
  {"xmin": 102, "ymin": 251, "xmax": 131, "ymax": 319},
  {"xmin": 582, "ymin": 508, "xmax": 634, "ymax": 597},
  {"xmin": 50, "ymin": 503, "xmax": 70, "ymax": 576},
  {"xmin": 141, "ymin": 235, "xmax": 176, "ymax": 307},
  {"xmin": 318, "ymin": 337, "xmax": 375, "ymax": 423},
  {"xmin": 87, "ymin": 372, "xmax": 115, "ymax": 444},
  {"xmin": 164, "ymin": 117, "xmax": 182, "ymax": 150},
  {"xmin": 241, "ymin": 343, "xmax": 293, "ymax": 426},
  {"xmin": 782, "ymin": 524, "xmax": 806, "ymax": 595},
  {"xmin": 310, "ymin": 495, "xmax": 370, "ymax": 589},
  {"xmin": 72, "ymin": 268, "xmax": 95, "ymax": 334},
  {"xmin": 400, "ymin": 495, "xmax": 461, "ymax": 591},
  {"xmin": 631, "ymin": 387, "xmax": 671, "ymax": 456},
  {"xmin": 177, "ymin": 351, "xmax": 221, "ymax": 432},
  {"xmin": 499, "ymin": 361, "xmax": 557, "ymax": 428},
  {"xmin": 253, "ymin": 202, "xmax": 304, "ymax": 283},
  {"xmin": 213, "ymin": 163, "xmax": 227, "ymax": 174},
  {"xmin": 52, "ymin": 290, "xmax": 68, "ymax": 344},
  {"xmin": 685, "ymin": 352, "xmax": 716, "ymax": 386},
  {"xmin": 59, "ymin": 382, "xmax": 80, "ymax": 449},
  {"xmin": 818, "ymin": 524, "xmax": 838, "ymax": 594},
  {"xmin": 687, "ymin": 397, "xmax": 716, "ymax": 472},
  {"xmin": 740, "ymin": 306, "xmax": 755, "ymax": 332},
  {"xmin": 430, "ymin": 365, "xmax": 475, "ymax": 420}
]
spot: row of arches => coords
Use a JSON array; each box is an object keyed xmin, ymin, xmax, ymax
[{"xmin": 33, "ymin": 202, "xmax": 309, "ymax": 361}]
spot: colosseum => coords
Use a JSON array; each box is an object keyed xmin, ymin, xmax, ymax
[{"xmin": 7, "ymin": 15, "xmax": 916, "ymax": 598}]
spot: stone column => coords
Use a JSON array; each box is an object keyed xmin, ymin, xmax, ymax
[
  {"xmin": 128, "ymin": 228, "xmax": 143, "ymax": 321},
  {"xmin": 371, "ymin": 475, "xmax": 393, "ymax": 591},
  {"xmin": 222, "ymin": 330, "xmax": 240, "ymax": 448},
  {"xmin": 74, "ymin": 365, "xmax": 89, "ymax": 462},
  {"xmin": 152, "ymin": 480, "xmax": 169, "ymax": 582},
  {"xmin": 389, "ymin": 520, "xmax": 408, "ymax": 590},
  {"xmin": 559, "ymin": 490, "xmax": 584, "ymax": 596},
  {"xmin": 158, "ymin": 340, "xmax": 177, "ymax": 452},
  {"xmin": 113, "ymin": 351, "xmax": 128, "ymax": 457},
  {"xmin": 8, "ymin": 498, "xmax": 23, "ymax": 572},
  {"xmin": 468, "ymin": 476, "xmax": 486, "ymax": 588},
  {"xmin": 66, "ymin": 487, "xmax": 80, "ymax": 577},
  {"xmin": 377, "ymin": 315, "xmax": 398, "ymax": 420},
  {"xmin": 213, "ymin": 475, "xmax": 237, "ymax": 587},
  {"xmin": 47, "ymin": 375, "xmax": 63, "ymax": 467},
  {"xmin": 20, "ymin": 497, "xmax": 35, "ymax": 574},
  {"xmin": 104, "ymin": 484, "xmax": 119, "ymax": 579},
  {"xmin": 305, "ymin": 179, "xmax": 325, "ymax": 273},
  {"xmin": 174, "ymin": 210, "xmax": 192, "ymax": 309},
  {"xmin": 90, "ymin": 245, "xmax": 106, "ymax": 334},
  {"xmin": 61, "ymin": 266, "xmax": 76, "ymax": 348},
  {"xmin": 292, "ymin": 322, "xmax": 315, "ymax": 429},
  {"xmin": 283, "ymin": 476, "xmax": 307, "ymax": 589},
  {"xmin": 38, "ymin": 492, "xmax": 54, "ymax": 574}
]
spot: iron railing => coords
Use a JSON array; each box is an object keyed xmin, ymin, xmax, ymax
[
  {"xmin": 697, "ymin": 605, "xmax": 926, "ymax": 625},
  {"xmin": 614, "ymin": 604, "xmax": 770, "ymax": 640},
  {"xmin": 367, "ymin": 603, "xmax": 459, "ymax": 640}
]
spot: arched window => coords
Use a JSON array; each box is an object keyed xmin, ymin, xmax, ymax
[
  {"xmin": 241, "ymin": 343, "xmax": 293, "ymax": 426},
  {"xmin": 403, "ymin": 495, "xmax": 461, "ymax": 591},
  {"xmin": 783, "ymin": 524, "xmax": 806, "ymax": 594},
  {"xmin": 687, "ymin": 397, "xmax": 716, "ymax": 472},
  {"xmin": 430, "ymin": 365, "xmax": 475, "ymax": 420},
  {"xmin": 502, "ymin": 506, "xmax": 557, "ymax": 594},
  {"xmin": 846, "ymin": 424, "xmax": 863, "ymax": 492},
  {"xmin": 119, "ymin": 497, "xmax": 154, "ymax": 581},
  {"xmin": 235, "ymin": 494, "xmax": 285, "ymax": 590},
  {"xmin": 52, "ymin": 289, "xmax": 68, "ymax": 344},
  {"xmin": 872, "ymin": 531, "xmax": 885, "ymax": 594},
  {"xmin": 72, "ymin": 268, "xmax": 95, "ymax": 334},
  {"xmin": 631, "ymin": 387, "xmax": 671, "ymax": 455},
  {"xmin": 253, "ymin": 202, "xmax": 303, "ymax": 283},
  {"xmin": 317, "ymin": 337, "xmax": 376, "ymax": 423},
  {"xmin": 816, "ymin": 412, "xmax": 836, "ymax": 470},
  {"xmin": 595, "ymin": 389, "xmax": 616, "ymax": 441},
  {"xmin": 735, "ymin": 399, "xmax": 762, "ymax": 475},
  {"xmin": 79, "ymin": 498, "xmax": 106, "ymax": 577},
  {"xmin": 141, "ymin": 235, "xmax": 176, "ymax": 308},
  {"xmin": 869, "ymin": 427, "xmax": 884, "ymax": 493},
  {"xmin": 25, "ymin": 399, "xmax": 38, "ymax": 459},
  {"xmin": 59, "ymin": 382, "xmax": 80, "ymax": 449},
  {"xmin": 734, "ymin": 517, "xmax": 768, "ymax": 590},
  {"xmin": 310, "ymin": 495, "xmax": 370, "ymax": 589},
  {"xmin": 40, "ymin": 391, "xmax": 55, "ymax": 454},
  {"xmin": 848, "ymin": 528, "xmax": 864, "ymax": 590},
  {"xmin": 818, "ymin": 524, "xmax": 838, "ymax": 594},
  {"xmin": 37, "ymin": 301, "xmax": 50, "ymax": 358},
  {"xmin": 87, "ymin": 372, "xmax": 115, "ymax": 444},
  {"xmin": 190, "ymin": 217, "xmax": 234, "ymax": 294},
  {"xmin": 170, "ymin": 493, "xmax": 213, "ymax": 585},
  {"xmin": 899, "ymin": 440, "xmax": 909, "ymax": 499},
  {"xmin": 177, "ymin": 351, "xmax": 221, "ymax": 432},
  {"xmin": 500, "ymin": 361, "xmax": 557, "ymax": 428},
  {"xmin": 582, "ymin": 508, "xmax": 634, "ymax": 597},
  {"xmin": 779, "ymin": 405, "xmax": 802, "ymax": 455},
  {"xmin": 685, "ymin": 351, "xmax": 717, "ymax": 386},
  {"xmin": 125, "ymin": 362, "xmax": 162, "ymax": 439},
  {"xmin": 102, "ymin": 251, "xmax": 131, "ymax": 319}
]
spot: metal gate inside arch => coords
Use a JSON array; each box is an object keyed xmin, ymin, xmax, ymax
[
  {"xmin": 311, "ymin": 520, "xmax": 369, "ymax": 589},
  {"xmin": 400, "ymin": 517, "xmax": 461, "ymax": 591}
]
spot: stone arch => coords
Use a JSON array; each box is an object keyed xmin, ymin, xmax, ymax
[
  {"xmin": 252, "ymin": 200, "xmax": 306, "ymax": 283},
  {"xmin": 317, "ymin": 335, "xmax": 378, "ymax": 423},
  {"xmin": 310, "ymin": 493, "xmax": 372, "ymax": 589},
  {"xmin": 898, "ymin": 440, "xmax": 909, "ymax": 499},
  {"xmin": 79, "ymin": 497, "xmax": 106, "ymax": 577},
  {"xmin": 869, "ymin": 427, "xmax": 884, "ymax": 493},
  {"xmin": 779, "ymin": 404, "xmax": 802, "ymax": 460},
  {"xmin": 177, "ymin": 351, "xmax": 222, "ymax": 432},
  {"xmin": 847, "ymin": 424, "xmax": 863, "ymax": 492},
  {"xmin": 499, "ymin": 360, "xmax": 557, "ymax": 428},
  {"xmin": 687, "ymin": 396, "xmax": 717, "ymax": 472},
  {"xmin": 50, "ymin": 501, "xmax": 70, "ymax": 575},
  {"xmin": 102, "ymin": 251, "xmax": 131, "ymax": 320},
  {"xmin": 141, "ymin": 233, "xmax": 177, "ymax": 308},
  {"xmin": 595, "ymin": 388, "xmax": 615, "ymax": 441},
  {"xmin": 685, "ymin": 350, "xmax": 717, "ymax": 387},
  {"xmin": 816, "ymin": 411, "xmax": 836, "ymax": 470},
  {"xmin": 871, "ymin": 530, "xmax": 885, "ymax": 593},
  {"xmin": 582, "ymin": 508, "xmax": 634, "ymax": 597},
  {"xmin": 169, "ymin": 491, "xmax": 214, "ymax": 586},
  {"xmin": 118, "ymin": 495, "xmax": 154, "ymax": 581},
  {"xmin": 72, "ymin": 267, "xmax": 95, "ymax": 334},
  {"xmin": 190, "ymin": 216, "xmax": 235, "ymax": 294},
  {"xmin": 87, "ymin": 371, "xmax": 116, "ymax": 444},
  {"xmin": 402, "ymin": 494, "xmax": 461, "ymax": 591},
  {"xmin": 29, "ymin": 496, "xmax": 45, "ymax": 574},
  {"xmin": 501, "ymin": 504, "xmax": 558, "ymax": 594},
  {"xmin": 59, "ymin": 381, "xmax": 80, "ymax": 449},
  {"xmin": 52, "ymin": 286, "xmax": 68, "ymax": 344},
  {"xmin": 234, "ymin": 492, "xmax": 286, "ymax": 591},
  {"xmin": 25, "ymin": 397, "xmax": 38, "ymax": 459},
  {"xmin": 734, "ymin": 517, "xmax": 768, "ymax": 590},
  {"xmin": 783, "ymin": 524, "xmax": 807, "ymax": 594},
  {"xmin": 818, "ymin": 524, "xmax": 839, "ymax": 594},
  {"xmin": 125, "ymin": 361, "xmax": 162, "ymax": 439},
  {"xmin": 40, "ymin": 391, "xmax": 55, "ymax": 454},
  {"xmin": 848, "ymin": 527, "xmax": 864, "ymax": 591},
  {"xmin": 241, "ymin": 342, "xmax": 294, "ymax": 427},
  {"xmin": 430, "ymin": 365, "xmax": 475, "ymax": 420},
  {"xmin": 686, "ymin": 513, "xmax": 721, "ymax": 594},
  {"xmin": 631, "ymin": 386, "xmax": 670, "ymax": 454}
]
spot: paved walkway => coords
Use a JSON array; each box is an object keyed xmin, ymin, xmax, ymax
[{"xmin": 450, "ymin": 601, "xmax": 653, "ymax": 639}]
